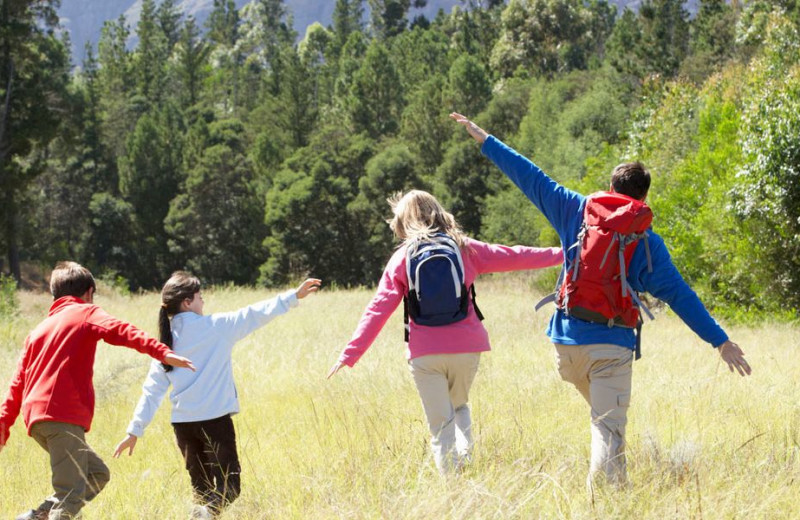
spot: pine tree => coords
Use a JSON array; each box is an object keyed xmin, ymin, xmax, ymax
[
  {"xmin": 97, "ymin": 16, "xmax": 135, "ymax": 160},
  {"xmin": 117, "ymin": 105, "xmax": 185, "ymax": 287},
  {"xmin": 347, "ymin": 41, "xmax": 403, "ymax": 137},
  {"xmin": 173, "ymin": 16, "xmax": 210, "ymax": 109},
  {"xmin": 690, "ymin": 0, "xmax": 736, "ymax": 67},
  {"xmin": 0, "ymin": 0, "xmax": 70, "ymax": 282},
  {"xmin": 166, "ymin": 119, "xmax": 265, "ymax": 284},
  {"xmin": 206, "ymin": 0, "xmax": 242, "ymax": 111},
  {"xmin": 157, "ymin": 0, "xmax": 182, "ymax": 50},
  {"xmin": 332, "ymin": 0, "xmax": 364, "ymax": 54},
  {"xmin": 133, "ymin": 0, "xmax": 169, "ymax": 106},
  {"xmin": 638, "ymin": 0, "xmax": 690, "ymax": 77},
  {"xmin": 368, "ymin": 0, "xmax": 413, "ymax": 39}
]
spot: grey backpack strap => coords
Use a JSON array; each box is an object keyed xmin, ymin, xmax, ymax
[
  {"xmin": 534, "ymin": 292, "xmax": 557, "ymax": 311},
  {"xmin": 599, "ymin": 232, "xmax": 618, "ymax": 269},
  {"xmin": 618, "ymin": 241, "xmax": 629, "ymax": 298},
  {"xmin": 630, "ymin": 290, "xmax": 655, "ymax": 320},
  {"xmin": 534, "ymin": 263, "xmax": 565, "ymax": 312}
]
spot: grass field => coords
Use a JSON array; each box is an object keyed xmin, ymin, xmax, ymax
[{"xmin": 0, "ymin": 275, "xmax": 798, "ymax": 519}]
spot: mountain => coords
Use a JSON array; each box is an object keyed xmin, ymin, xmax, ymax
[
  {"xmin": 58, "ymin": 0, "xmax": 461, "ymax": 61},
  {"xmin": 58, "ymin": 0, "xmax": 701, "ymax": 63}
]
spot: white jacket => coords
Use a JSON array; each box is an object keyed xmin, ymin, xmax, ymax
[{"xmin": 127, "ymin": 290, "xmax": 298, "ymax": 436}]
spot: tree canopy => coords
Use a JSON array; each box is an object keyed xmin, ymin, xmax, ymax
[{"xmin": 2, "ymin": 0, "xmax": 799, "ymax": 318}]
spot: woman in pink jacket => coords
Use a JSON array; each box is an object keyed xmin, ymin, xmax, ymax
[{"xmin": 327, "ymin": 190, "xmax": 562, "ymax": 473}]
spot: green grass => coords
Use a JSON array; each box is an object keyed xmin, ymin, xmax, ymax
[{"xmin": 0, "ymin": 277, "xmax": 798, "ymax": 519}]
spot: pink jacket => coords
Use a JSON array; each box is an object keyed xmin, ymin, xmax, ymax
[{"xmin": 339, "ymin": 238, "xmax": 563, "ymax": 366}]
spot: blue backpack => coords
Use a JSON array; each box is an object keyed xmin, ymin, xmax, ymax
[{"xmin": 403, "ymin": 234, "xmax": 483, "ymax": 341}]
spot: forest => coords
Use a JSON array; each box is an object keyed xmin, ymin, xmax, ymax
[{"xmin": 1, "ymin": 0, "xmax": 799, "ymax": 318}]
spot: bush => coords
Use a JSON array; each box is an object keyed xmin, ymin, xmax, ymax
[{"xmin": 0, "ymin": 274, "xmax": 17, "ymax": 319}]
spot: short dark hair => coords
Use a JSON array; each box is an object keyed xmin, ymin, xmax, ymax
[
  {"xmin": 50, "ymin": 262, "xmax": 96, "ymax": 300},
  {"xmin": 611, "ymin": 162, "xmax": 650, "ymax": 201}
]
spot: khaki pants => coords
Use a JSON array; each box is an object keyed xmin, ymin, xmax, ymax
[
  {"xmin": 554, "ymin": 344, "xmax": 633, "ymax": 487},
  {"xmin": 408, "ymin": 352, "xmax": 481, "ymax": 473},
  {"xmin": 30, "ymin": 421, "xmax": 111, "ymax": 519}
]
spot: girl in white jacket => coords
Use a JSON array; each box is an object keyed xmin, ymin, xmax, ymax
[{"xmin": 113, "ymin": 271, "xmax": 320, "ymax": 518}]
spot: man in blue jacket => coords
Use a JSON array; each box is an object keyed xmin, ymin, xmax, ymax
[{"xmin": 450, "ymin": 112, "xmax": 751, "ymax": 488}]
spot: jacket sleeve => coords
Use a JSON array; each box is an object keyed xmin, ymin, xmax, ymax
[
  {"xmin": 339, "ymin": 250, "xmax": 406, "ymax": 367},
  {"xmin": 481, "ymin": 136, "xmax": 585, "ymax": 236},
  {"xmin": 467, "ymin": 238, "xmax": 563, "ymax": 274},
  {"xmin": 86, "ymin": 307, "xmax": 170, "ymax": 361},
  {"xmin": 0, "ymin": 341, "xmax": 29, "ymax": 445},
  {"xmin": 634, "ymin": 233, "xmax": 729, "ymax": 347},
  {"xmin": 126, "ymin": 360, "xmax": 171, "ymax": 438},
  {"xmin": 208, "ymin": 290, "xmax": 299, "ymax": 348}
]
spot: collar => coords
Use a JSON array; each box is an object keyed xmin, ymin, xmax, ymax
[{"xmin": 48, "ymin": 295, "xmax": 89, "ymax": 316}]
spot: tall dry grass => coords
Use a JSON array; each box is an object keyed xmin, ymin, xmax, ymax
[{"xmin": 0, "ymin": 276, "xmax": 797, "ymax": 519}]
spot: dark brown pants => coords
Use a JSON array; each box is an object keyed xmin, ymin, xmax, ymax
[{"xmin": 172, "ymin": 414, "xmax": 241, "ymax": 514}]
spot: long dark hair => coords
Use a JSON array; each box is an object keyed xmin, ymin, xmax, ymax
[{"xmin": 159, "ymin": 271, "xmax": 201, "ymax": 371}]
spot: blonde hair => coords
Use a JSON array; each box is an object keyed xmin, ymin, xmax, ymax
[{"xmin": 387, "ymin": 190, "xmax": 467, "ymax": 248}]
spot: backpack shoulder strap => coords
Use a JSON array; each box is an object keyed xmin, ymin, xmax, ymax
[
  {"xmin": 405, "ymin": 238, "xmax": 419, "ymax": 293},
  {"xmin": 403, "ymin": 295, "xmax": 410, "ymax": 343},
  {"xmin": 470, "ymin": 284, "xmax": 484, "ymax": 321},
  {"xmin": 403, "ymin": 239, "xmax": 418, "ymax": 343}
]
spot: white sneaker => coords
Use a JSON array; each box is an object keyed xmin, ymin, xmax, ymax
[{"xmin": 190, "ymin": 505, "xmax": 213, "ymax": 520}]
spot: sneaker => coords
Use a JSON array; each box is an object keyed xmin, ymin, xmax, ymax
[
  {"xmin": 190, "ymin": 505, "xmax": 213, "ymax": 520},
  {"xmin": 15, "ymin": 510, "xmax": 48, "ymax": 520}
]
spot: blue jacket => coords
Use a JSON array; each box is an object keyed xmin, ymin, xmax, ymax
[
  {"xmin": 481, "ymin": 136, "xmax": 728, "ymax": 349},
  {"xmin": 127, "ymin": 290, "xmax": 298, "ymax": 436}
]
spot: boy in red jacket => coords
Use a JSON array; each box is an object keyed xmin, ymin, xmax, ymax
[{"xmin": 0, "ymin": 262, "xmax": 195, "ymax": 520}]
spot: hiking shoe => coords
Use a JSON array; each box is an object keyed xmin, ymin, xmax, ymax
[
  {"xmin": 190, "ymin": 505, "xmax": 213, "ymax": 520},
  {"xmin": 15, "ymin": 510, "xmax": 48, "ymax": 520}
]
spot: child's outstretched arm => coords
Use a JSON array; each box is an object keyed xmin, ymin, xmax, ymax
[
  {"xmin": 468, "ymin": 239, "xmax": 563, "ymax": 274},
  {"xmin": 327, "ymin": 360, "xmax": 344, "ymax": 379},
  {"xmin": 328, "ymin": 250, "xmax": 406, "ymax": 379},
  {"xmin": 163, "ymin": 352, "xmax": 196, "ymax": 371},
  {"xmin": 113, "ymin": 434, "xmax": 138, "ymax": 458},
  {"xmin": 209, "ymin": 278, "xmax": 322, "ymax": 345},
  {"xmin": 113, "ymin": 360, "xmax": 171, "ymax": 459},
  {"xmin": 0, "ymin": 343, "xmax": 31, "ymax": 451},
  {"xmin": 86, "ymin": 307, "xmax": 196, "ymax": 371},
  {"xmin": 296, "ymin": 278, "xmax": 322, "ymax": 299}
]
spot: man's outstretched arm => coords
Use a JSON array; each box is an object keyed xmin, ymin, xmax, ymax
[
  {"xmin": 637, "ymin": 234, "xmax": 751, "ymax": 377},
  {"xmin": 450, "ymin": 112, "xmax": 584, "ymax": 237},
  {"xmin": 717, "ymin": 340, "xmax": 751, "ymax": 376},
  {"xmin": 450, "ymin": 112, "xmax": 489, "ymax": 144}
]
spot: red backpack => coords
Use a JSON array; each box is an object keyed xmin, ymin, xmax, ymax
[{"xmin": 537, "ymin": 191, "xmax": 654, "ymax": 356}]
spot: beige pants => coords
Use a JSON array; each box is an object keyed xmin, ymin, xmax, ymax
[
  {"xmin": 408, "ymin": 352, "xmax": 481, "ymax": 473},
  {"xmin": 554, "ymin": 343, "xmax": 633, "ymax": 487},
  {"xmin": 30, "ymin": 421, "xmax": 111, "ymax": 519}
]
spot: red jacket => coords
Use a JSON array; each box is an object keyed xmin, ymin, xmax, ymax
[{"xmin": 0, "ymin": 296, "xmax": 170, "ymax": 444}]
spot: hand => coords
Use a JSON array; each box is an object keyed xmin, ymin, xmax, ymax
[
  {"xmin": 296, "ymin": 278, "xmax": 322, "ymax": 299},
  {"xmin": 327, "ymin": 360, "xmax": 345, "ymax": 379},
  {"xmin": 717, "ymin": 340, "xmax": 751, "ymax": 376},
  {"xmin": 163, "ymin": 352, "xmax": 196, "ymax": 372},
  {"xmin": 449, "ymin": 112, "xmax": 489, "ymax": 144},
  {"xmin": 113, "ymin": 434, "xmax": 138, "ymax": 458}
]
